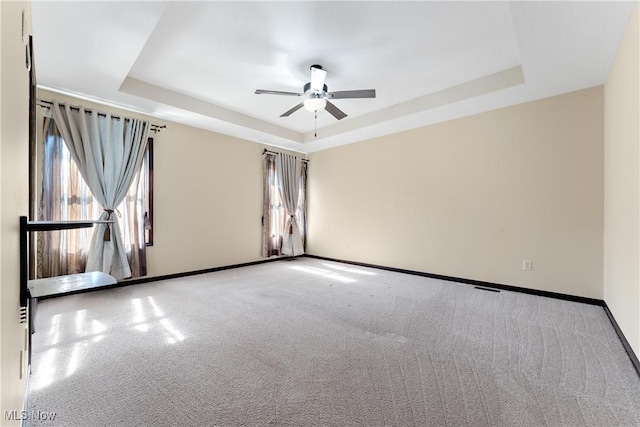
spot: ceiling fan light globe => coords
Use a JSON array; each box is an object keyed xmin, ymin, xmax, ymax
[{"xmin": 304, "ymin": 98, "xmax": 327, "ymax": 112}]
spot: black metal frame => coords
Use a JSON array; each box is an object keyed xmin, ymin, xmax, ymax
[{"xmin": 20, "ymin": 216, "xmax": 102, "ymax": 368}]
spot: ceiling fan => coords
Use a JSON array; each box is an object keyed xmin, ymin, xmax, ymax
[{"xmin": 255, "ymin": 65, "xmax": 376, "ymax": 120}]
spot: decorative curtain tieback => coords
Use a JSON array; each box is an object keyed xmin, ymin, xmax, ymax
[
  {"xmin": 289, "ymin": 214, "xmax": 296, "ymax": 234},
  {"xmin": 103, "ymin": 209, "xmax": 115, "ymax": 241}
]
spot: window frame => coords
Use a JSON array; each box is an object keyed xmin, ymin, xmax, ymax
[{"xmin": 144, "ymin": 137, "xmax": 154, "ymax": 246}]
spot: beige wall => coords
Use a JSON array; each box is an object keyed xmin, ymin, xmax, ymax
[
  {"xmin": 604, "ymin": 5, "xmax": 639, "ymax": 356},
  {"xmin": 37, "ymin": 89, "xmax": 296, "ymax": 279},
  {"xmin": 142, "ymin": 121, "xmax": 265, "ymax": 276},
  {"xmin": 308, "ymin": 86, "xmax": 604, "ymax": 299},
  {"xmin": 1, "ymin": 0, "xmax": 31, "ymax": 423}
]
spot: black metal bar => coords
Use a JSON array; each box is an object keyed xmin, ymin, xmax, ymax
[
  {"xmin": 37, "ymin": 99, "xmax": 166, "ymax": 133},
  {"xmin": 262, "ymin": 148, "xmax": 309, "ymax": 162},
  {"xmin": 20, "ymin": 216, "xmax": 28, "ymax": 309},
  {"xmin": 25, "ymin": 220, "xmax": 108, "ymax": 232},
  {"xmin": 20, "ymin": 216, "xmax": 31, "ymax": 371},
  {"xmin": 20, "ymin": 218, "xmax": 109, "ymax": 304}
]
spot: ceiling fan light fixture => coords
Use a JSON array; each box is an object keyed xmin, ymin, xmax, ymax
[
  {"xmin": 256, "ymin": 64, "xmax": 374, "ymax": 120},
  {"xmin": 304, "ymin": 97, "xmax": 326, "ymax": 112}
]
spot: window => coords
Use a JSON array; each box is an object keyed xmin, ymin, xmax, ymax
[
  {"xmin": 262, "ymin": 153, "xmax": 307, "ymax": 257},
  {"xmin": 142, "ymin": 138, "xmax": 154, "ymax": 246},
  {"xmin": 37, "ymin": 117, "xmax": 153, "ymax": 278}
]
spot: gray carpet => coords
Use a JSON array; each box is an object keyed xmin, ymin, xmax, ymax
[{"xmin": 25, "ymin": 258, "xmax": 640, "ymax": 426}]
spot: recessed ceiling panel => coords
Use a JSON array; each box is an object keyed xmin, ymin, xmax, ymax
[
  {"xmin": 31, "ymin": 1, "xmax": 635, "ymax": 153},
  {"xmin": 127, "ymin": 2, "xmax": 521, "ymax": 133}
]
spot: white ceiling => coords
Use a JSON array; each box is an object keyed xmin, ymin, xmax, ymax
[{"xmin": 32, "ymin": 1, "xmax": 635, "ymax": 153}]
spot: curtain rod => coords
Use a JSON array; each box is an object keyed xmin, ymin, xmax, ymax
[
  {"xmin": 37, "ymin": 99, "xmax": 166, "ymax": 133},
  {"xmin": 262, "ymin": 148, "xmax": 309, "ymax": 162}
]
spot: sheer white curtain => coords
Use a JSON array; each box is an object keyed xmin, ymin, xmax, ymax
[{"xmin": 51, "ymin": 101, "xmax": 149, "ymax": 279}]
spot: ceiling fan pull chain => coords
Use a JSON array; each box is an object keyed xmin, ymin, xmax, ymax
[{"xmin": 314, "ymin": 111, "xmax": 318, "ymax": 137}]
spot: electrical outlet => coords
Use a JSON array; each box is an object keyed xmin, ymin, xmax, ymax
[{"xmin": 523, "ymin": 260, "xmax": 532, "ymax": 271}]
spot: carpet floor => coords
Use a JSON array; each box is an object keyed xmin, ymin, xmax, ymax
[{"xmin": 25, "ymin": 258, "xmax": 640, "ymax": 426}]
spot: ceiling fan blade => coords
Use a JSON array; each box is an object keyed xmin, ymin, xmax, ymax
[
  {"xmin": 328, "ymin": 89, "xmax": 376, "ymax": 99},
  {"xmin": 310, "ymin": 65, "xmax": 327, "ymax": 92},
  {"xmin": 255, "ymin": 89, "xmax": 303, "ymax": 96},
  {"xmin": 324, "ymin": 101, "xmax": 347, "ymax": 120},
  {"xmin": 280, "ymin": 102, "xmax": 305, "ymax": 117}
]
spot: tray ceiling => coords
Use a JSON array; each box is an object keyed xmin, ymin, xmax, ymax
[{"xmin": 32, "ymin": 1, "xmax": 635, "ymax": 153}]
